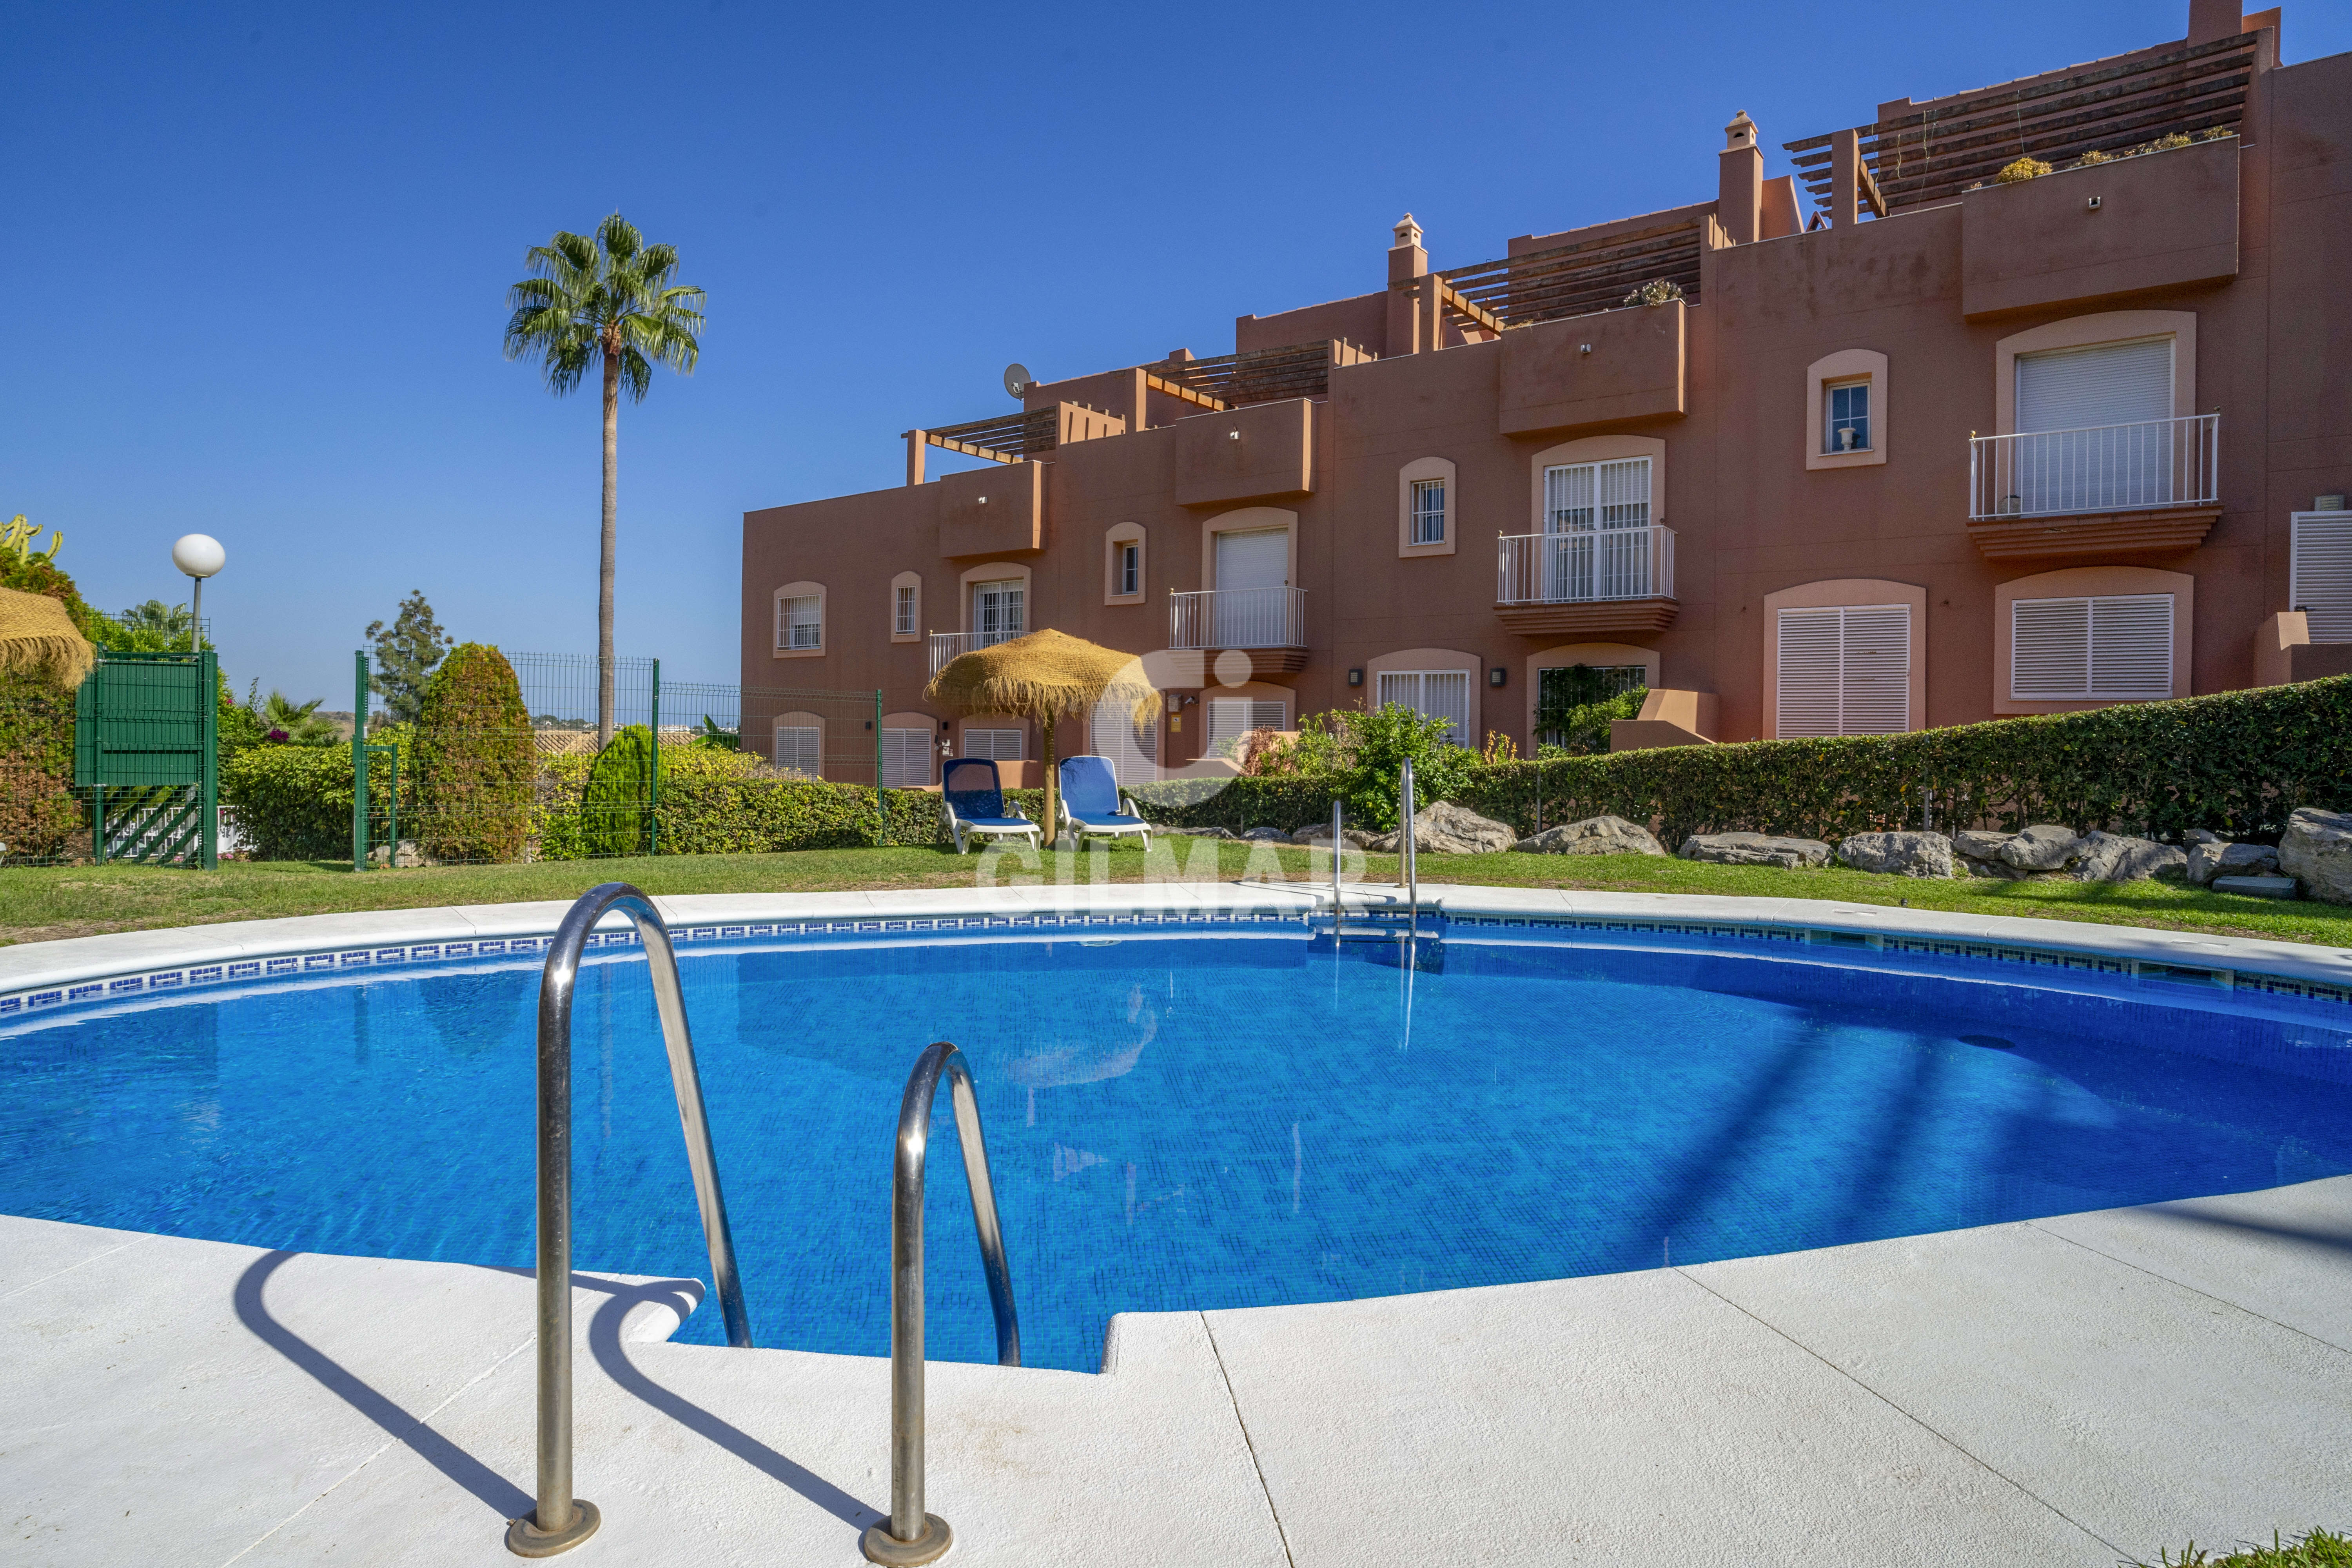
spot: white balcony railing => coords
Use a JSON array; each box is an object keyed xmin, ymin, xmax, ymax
[
  {"xmin": 927, "ymin": 628, "xmax": 1018, "ymax": 677},
  {"xmin": 1969, "ymin": 413, "xmax": 2218, "ymax": 521},
  {"xmin": 1496, "ymin": 524, "xmax": 1675, "ymax": 605},
  {"xmin": 1168, "ymin": 586, "xmax": 1307, "ymax": 650}
]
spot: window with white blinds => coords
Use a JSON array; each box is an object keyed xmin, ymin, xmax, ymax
[
  {"xmin": 1206, "ymin": 697, "xmax": 1288, "ymax": 753},
  {"xmin": 1543, "ymin": 458, "xmax": 1651, "ymax": 534},
  {"xmin": 880, "ymin": 727, "xmax": 932, "ymax": 788},
  {"xmin": 2292, "ymin": 513, "xmax": 2352, "ymax": 644},
  {"xmin": 1090, "ymin": 699, "xmax": 1159, "ymax": 784},
  {"xmin": 1374, "ymin": 670, "xmax": 1472, "ymax": 742},
  {"xmin": 773, "ymin": 724, "xmax": 822, "ymax": 777},
  {"xmin": 2014, "ymin": 338, "xmax": 2172, "ymax": 433},
  {"xmin": 960, "ymin": 728, "xmax": 1023, "ymax": 762},
  {"xmin": 775, "ymin": 594, "xmax": 822, "ymax": 651},
  {"xmin": 2011, "ymin": 595, "xmax": 2173, "ymax": 701},
  {"xmin": 1775, "ymin": 605, "xmax": 1911, "ymax": 737}
]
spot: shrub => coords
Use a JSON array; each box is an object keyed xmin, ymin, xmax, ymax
[
  {"xmin": 0, "ymin": 673, "xmax": 81, "ymax": 863},
  {"xmin": 1995, "ymin": 156, "xmax": 2053, "ymax": 183},
  {"xmin": 1623, "ymin": 278, "xmax": 1685, "ymax": 307},
  {"xmin": 2074, "ymin": 148, "xmax": 2112, "ymax": 167},
  {"xmin": 220, "ymin": 740, "xmax": 404, "ymax": 862},
  {"xmin": 579, "ymin": 725, "xmax": 657, "ymax": 857},
  {"xmin": 1539, "ymin": 686, "xmax": 1648, "ymax": 758},
  {"xmin": 410, "ymin": 643, "xmax": 534, "ymax": 863},
  {"xmin": 1130, "ymin": 679, "xmax": 2352, "ymax": 846}
]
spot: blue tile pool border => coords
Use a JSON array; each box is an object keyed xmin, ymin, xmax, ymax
[{"xmin": 4, "ymin": 901, "xmax": 2348, "ymax": 1021}]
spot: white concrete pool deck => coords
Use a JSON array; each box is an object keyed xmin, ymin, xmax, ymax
[{"xmin": 5, "ymin": 884, "xmax": 2351, "ymax": 1565}]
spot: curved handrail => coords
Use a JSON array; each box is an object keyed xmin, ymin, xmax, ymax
[
  {"xmin": 863, "ymin": 1040, "xmax": 1020, "ymax": 1566},
  {"xmin": 1400, "ymin": 755, "xmax": 1420, "ymax": 942},
  {"xmin": 508, "ymin": 883, "xmax": 751, "ymax": 1559}
]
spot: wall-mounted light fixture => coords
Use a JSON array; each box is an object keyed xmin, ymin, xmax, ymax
[
  {"xmin": 1488, "ymin": 666, "xmax": 1507, "ymax": 688},
  {"xmin": 1578, "ymin": 343, "xmax": 1593, "ymax": 356},
  {"xmin": 1347, "ymin": 668, "xmax": 1363, "ymax": 686},
  {"xmin": 2085, "ymin": 196, "xmax": 2102, "ymax": 211},
  {"xmin": 1227, "ymin": 430, "xmax": 1241, "ymax": 441}
]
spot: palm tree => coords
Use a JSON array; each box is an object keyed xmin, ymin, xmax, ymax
[{"xmin": 502, "ymin": 214, "xmax": 704, "ymax": 744}]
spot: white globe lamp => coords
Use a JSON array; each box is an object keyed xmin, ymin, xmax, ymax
[{"xmin": 170, "ymin": 534, "xmax": 226, "ymax": 652}]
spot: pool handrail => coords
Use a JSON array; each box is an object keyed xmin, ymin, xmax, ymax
[
  {"xmin": 1400, "ymin": 756, "xmax": 1419, "ymax": 943},
  {"xmin": 508, "ymin": 882, "xmax": 752, "ymax": 1559},
  {"xmin": 864, "ymin": 1040, "xmax": 1021, "ymax": 1566}
]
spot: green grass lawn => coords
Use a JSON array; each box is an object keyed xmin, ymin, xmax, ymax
[{"xmin": 5, "ymin": 841, "xmax": 2348, "ymax": 949}]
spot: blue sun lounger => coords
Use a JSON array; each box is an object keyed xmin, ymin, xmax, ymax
[
  {"xmin": 940, "ymin": 757, "xmax": 1042, "ymax": 855},
  {"xmin": 1054, "ymin": 755, "xmax": 1152, "ymax": 849}
]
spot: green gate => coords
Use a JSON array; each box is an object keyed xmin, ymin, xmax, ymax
[{"xmin": 72, "ymin": 649, "xmax": 219, "ymax": 869}]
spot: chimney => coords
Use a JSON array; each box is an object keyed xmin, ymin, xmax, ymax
[
  {"xmin": 2187, "ymin": 0, "xmax": 2240, "ymax": 44},
  {"xmin": 1387, "ymin": 213, "xmax": 1431, "ymax": 354},
  {"xmin": 1719, "ymin": 111, "xmax": 1762, "ymax": 244}
]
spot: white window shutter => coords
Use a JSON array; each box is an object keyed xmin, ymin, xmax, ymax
[
  {"xmin": 773, "ymin": 725, "xmax": 822, "ymax": 777},
  {"xmin": 880, "ymin": 728, "xmax": 931, "ymax": 787},
  {"xmin": 1778, "ymin": 605, "xmax": 1910, "ymax": 736},
  {"xmin": 2293, "ymin": 514, "xmax": 2352, "ymax": 644},
  {"xmin": 2012, "ymin": 594, "xmax": 2172, "ymax": 700},
  {"xmin": 1839, "ymin": 606, "xmax": 1911, "ymax": 733},
  {"xmin": 2089, "ymin": 595, "xmax": 2173, "ymax": 699},
  {"xmin": 1091, "ymin": 699, "xmax": 1159, "ymax": 784},
  {"xmin": 2015, "ymin": 338, "xmax": 2172, "ymax": 432},
  {"xmin": 1775, "ymin": 608, "xmax": 1844, "ymax": 737}
]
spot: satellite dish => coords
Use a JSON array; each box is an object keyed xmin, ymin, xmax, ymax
[{"xmin": 1004, "ymin": 363, "xmax": 1033, "ymax": 399}]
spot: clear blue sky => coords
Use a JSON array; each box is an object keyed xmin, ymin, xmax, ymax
[{"xmin": 8, "ymin": 1, "xmax": 2343, "ymax": 705}]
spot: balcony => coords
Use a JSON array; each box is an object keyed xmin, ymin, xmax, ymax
[
  {"xmin": 1494, "ymin": 525, "xmax": 1678, "ymax": 636},
  {"xmin": 1967, "ymin": 414, "xmax": 2221, "ymax": 560},
  {"xmin": 1168, "ymin": 587, "xmax": 1308, "ymax": 675},
  {"xmin": 928, "ymin": 629, "xmax": 1017, "ymax": 677}
]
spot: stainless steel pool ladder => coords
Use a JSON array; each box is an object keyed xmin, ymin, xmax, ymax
[
  {"xmin": 508, "ymin": 883, "xmax": 753, "ymax": 1559},
  {"xmin": 863, "ymin": 1040, "xmax": 1022, "ymax": 1566},
  {"xmin": 1400, "ymin": 755, "xmax": 1420, "ymax": 943}
]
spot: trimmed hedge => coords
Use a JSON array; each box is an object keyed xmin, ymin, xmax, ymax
[
  {"xmin": 0, "ymin": 673, "xmax": 81, "ymax": 863},
  {"xmin": 1132, "ymin": 677, "xmax": 2352, "ymax": 846},
  {"xmin": 221, "ymin": 742, "xmax": 403, "ymax": 862},
  {"xmin": 411, "ymin": 643, "xmax": 533, "ymax": 863}
]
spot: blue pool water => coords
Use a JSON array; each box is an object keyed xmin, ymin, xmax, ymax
[{"xmin": 5, "ymin": 930, "xmax": 2351, "ymax": 1372}]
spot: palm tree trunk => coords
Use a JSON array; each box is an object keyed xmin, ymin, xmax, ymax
[{"xmin": 599, "ymin": 351, "xmax": 619, "ymax": 746}]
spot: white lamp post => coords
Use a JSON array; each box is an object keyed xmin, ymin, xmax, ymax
[{"xmin": 170, "ymin": 534, "xmax": 226, "ymax": 651}]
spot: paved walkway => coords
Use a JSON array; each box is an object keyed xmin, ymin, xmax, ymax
[{"xmin": 7, "ymin": 1177, "xmax": 2349, "ymax": 1568}]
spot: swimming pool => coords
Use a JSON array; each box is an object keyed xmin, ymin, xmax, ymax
[{"xmin": 7, "ymin": 916, "xmax": 2351, "ymax": 1372}]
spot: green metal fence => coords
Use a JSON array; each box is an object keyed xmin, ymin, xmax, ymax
[
  {"xmin": 348, "ymin": 648, "xmax": 885, "ymax": 868},
  {"xmin": 73, "ymin": 650, "xmax": 218, "ymax": 868}
]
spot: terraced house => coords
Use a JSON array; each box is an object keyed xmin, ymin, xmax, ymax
[{"xmin": 741, "ymin": 0, "xmax": 2352, "ymax": 786}]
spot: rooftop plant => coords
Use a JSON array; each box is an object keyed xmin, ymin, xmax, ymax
[{"xmin": 1995, "ymin": 156, "xmax": 2053, "ymax": 183}]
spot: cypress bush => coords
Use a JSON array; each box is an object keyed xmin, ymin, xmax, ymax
[
  {"xmin": 578, "ymin": 724, "xmax": 657, "ymax": 857},
  {"xmin": 1131, "ymin": 678, "xmax": 2352, "ymax": 846},
  {"xmin": 410, "ymin": 642, "xmax": 533, "ymax": 863}
]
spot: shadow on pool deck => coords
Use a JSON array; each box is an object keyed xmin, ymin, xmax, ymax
[{"xmin": 233, "ymin": 1251, "xmax": 882, "ymax": 1534}]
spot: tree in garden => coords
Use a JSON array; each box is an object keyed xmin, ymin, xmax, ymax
[
  {"xmin": 580, "ymin": 723, "xmax": 658, "ymax": 857},
  {"xmin": 410, "ymin": 642, "xmax": 534, "ymax": 862},
  {"xmin": 366, "ymin": 589, "xmax": 452, "ymax": 726},
  {"xmin": 502, "ymin": 213, "xmax": 704, "ymax": 746},
  {"xmin": 258, "ymin": 690, "xmax": 340, "ymax": 745}
]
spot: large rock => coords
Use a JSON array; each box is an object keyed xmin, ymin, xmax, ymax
[
  {"xmin": 1678, "ymin": 832, "xmax": 1833, "ymax": 870},
  {"xmin": 1997, "ymin": 824, "xmax": 2083, "ymax": 871},
  {"xmin": 1291, "ymin": 822, "xmax": 1377, "ymax": 849},
  {"xmin": 2279, "ymin": 806, "xmax": 2352, "ymax": 905},
  {"xmin": 1158, "ymin": 826, "xmax": 1234, "ymax": 839},
  {"xmin": 1514, "ymin": 814, "xmax": 1666, "ymax": 857},
  {"xmin": 2185, "ymin": 840, "xmax": 2279, "ymax": 886},
  {"xmin": 1366, "ymin": 800, "xmax": 1517, "ymax": 856},
  {"xmin": 1953, "ymin": 829, "xmax": 2013, "ymax": 863},
  {"xmin": 1836, "ymin": 831, "xmax": 1956, "ymax": 878},
  {"xmin": 2071, "ymin": 831, "xmax": 2188, "ymax": 883},
  {"xmin": 1239, "ymin": 826, "xmax": 1290, "ymax": 842}
]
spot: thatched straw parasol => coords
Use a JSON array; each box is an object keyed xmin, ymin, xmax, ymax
[
  {"xmin": 0, "ymin": 586, "xmax": 95, "ymax": 692},
  {"xmin": 924, "ymin": 628, "xmax": 1162, "ymax": 845}
]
